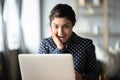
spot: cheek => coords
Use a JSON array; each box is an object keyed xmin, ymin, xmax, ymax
[
  {"xmin": 65, "ymin": 29, "xmax": 72, "ymax": 34},
  {"xmin": 51, "ymin": 27, "xmax": 58, "ymax": 34}
]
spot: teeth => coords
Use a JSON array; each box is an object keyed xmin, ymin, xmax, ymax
[
  {"xmin": 58, "ymin": 35, "xmax": 65, "ymax": 38},
  {"xmin": 60, "ymin": 37, "xmax": 63, "ymax": 38},
  {"xmin": 58, "ymin": 36, "xmax": 63, "ymax": 37}
]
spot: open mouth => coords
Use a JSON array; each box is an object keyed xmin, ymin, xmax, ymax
[
  {"xmin": 58, "ymin": 36, "xmax": 65, "ymax": 41},
  {"xmin": 58, "ymin": 36, "xmax": 65, "ymax": 38}
]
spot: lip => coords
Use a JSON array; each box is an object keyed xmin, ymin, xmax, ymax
[
  {"xmin": 58, "ymin": 36, "xmax": 65, "ymax": 38},
  {"xmin": 59, "ymin": 37, "xmax": 64, "ymax": 39},
  {"xmin": 58, "ymin": 36, "xmax": 65, "ymax": 40}
]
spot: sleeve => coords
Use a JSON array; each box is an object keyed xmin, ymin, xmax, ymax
[
  {"xmin": 53, "ymin": 48, "xmax": 67, "ymax": 53},
  {"xmin": 38, "ymin": 39, "xmax": 66, "ymax": 54},
  {"xmin": 82, "ymin": 40, "xmax": 99, "ymax": 80},
  {"xmin": 52, "ymin": 48, "xmax": 65, "ymax": 53},
  {"xmin": 38, "ymin": 39, "xmax": 49, "ymax": 54},
  {"xmin": 52, "ymin": 44, "xmax": 67, "ymax": 53}
]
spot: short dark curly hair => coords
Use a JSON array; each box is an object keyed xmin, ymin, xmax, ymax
[{"xmin": 49, "ymin": 4, "xmax": 76, "ymax": 26}]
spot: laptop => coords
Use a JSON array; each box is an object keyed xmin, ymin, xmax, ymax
[{"xmin": 18, "ymin": 54, "xmax": 75, "ymax": 80}]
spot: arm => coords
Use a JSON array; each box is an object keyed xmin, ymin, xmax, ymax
[
  {"xmin": 38, "ymin": 38, "xmax": 66, "ymax": 54},
  {"xmin": 75, "ymin": 71, "xmax": 83, "ymax": 80},
  {"xmin": 38, "ymin": 39, "xmax": 49, "ymax": 53},
  {"xmin": 82, "ymin": 41, "xmax": 98, "ymax": 80}
]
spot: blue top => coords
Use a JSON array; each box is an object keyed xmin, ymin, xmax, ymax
[{"xmin": 38, "ymin": 32, "xmax": 98, "ymax": 80}]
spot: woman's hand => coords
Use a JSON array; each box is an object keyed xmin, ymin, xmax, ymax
[
  {"xmin": 75, "ymin": 71, "xmax": 83, "ymax": 80},
  {"xmin": 50, "ymin": 27, "xmax": 64, "ymax": 50}
]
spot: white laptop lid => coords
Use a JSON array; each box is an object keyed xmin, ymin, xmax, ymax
[{"xmin": 18, "ymin": 54, "xmax": 75, "ymax": 80}]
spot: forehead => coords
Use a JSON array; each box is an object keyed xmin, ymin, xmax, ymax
[{"xmin": 51, "ymin": 17, "xmax": 72, "ymax": 25}]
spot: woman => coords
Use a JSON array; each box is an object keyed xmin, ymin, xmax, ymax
[{"xmin": 39, "ymin": 3, "xmax": 98, "ymax": 80}]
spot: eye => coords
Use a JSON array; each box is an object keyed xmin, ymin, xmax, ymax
[
  {"xmin": 52, "ymin": 24, "xmax": 59, "ymax": 29},
  {"xmin": 63, "ymin": 25, "xmax": 69, "ymax": 29}
]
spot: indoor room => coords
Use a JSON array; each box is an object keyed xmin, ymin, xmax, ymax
[{"xmin": 0, "ymin": 0, "xmax": 120, "ymax": 80}]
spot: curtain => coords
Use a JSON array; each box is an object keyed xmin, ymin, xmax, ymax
[{"xmin": 0, "ymin": 0, "xmax": 41, "ymax": 80}]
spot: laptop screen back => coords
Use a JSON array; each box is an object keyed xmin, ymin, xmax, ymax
[{"xmin": 18, "ymin": 54, "xmax": 75, "ymax": 80}]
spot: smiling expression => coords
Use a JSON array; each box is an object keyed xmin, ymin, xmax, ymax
[{"xmin": 51, "ymin": 17, "xmax": 73, "ymax": 43}]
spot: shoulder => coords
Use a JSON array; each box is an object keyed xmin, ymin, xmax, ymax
[
  {"xmin": 76, "ymin": 36, "xmax": 95, "ymax": 53},
  {"xmin": 72, "ymin": 32, "xmax": 92, "ymax": 44},
  {"xmin": 76, "ymin": 36, "xmax": 93, "ymax": 44},
  {"xmin": 40, "ymin": 37, "xmax": 53, "ymax": 44},
  {"xmin": 75, "ymin": 36, "xmax": 95, "ymax": 50}
]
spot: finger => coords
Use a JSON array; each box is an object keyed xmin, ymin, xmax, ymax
[{"xmin": 75, "ymin": 71, "xmax": 82, "ymax": 80}]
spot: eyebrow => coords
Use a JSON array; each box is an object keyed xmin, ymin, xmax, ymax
[{"xmin": 52, "ymin": 23, "xmax": 70, "ymax": 26}]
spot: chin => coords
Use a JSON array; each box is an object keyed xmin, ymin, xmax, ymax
[
  {"xmin": 62, "ymin": 40, "xmax": 68, "ymax": 43},
  {"xmin": 60, "ymin": 38, "xmax": 68, "ymax": 43},
  {"xmin": 60, "ymin": 40, "xmax": 65, "ymax": 43}
]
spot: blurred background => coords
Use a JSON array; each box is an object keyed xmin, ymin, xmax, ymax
[{"xmin": 0, "ymin": 0, "xmax": 120, "ymax": 80}]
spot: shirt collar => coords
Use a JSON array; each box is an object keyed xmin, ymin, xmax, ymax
[{"xmin": 67, "ymin": 32, "xmax": 78, "ymax": 43}]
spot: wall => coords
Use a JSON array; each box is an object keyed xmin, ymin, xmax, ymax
[{"xmin": 109, "ymin": 0, "xmax": 120, "ymax": 48}]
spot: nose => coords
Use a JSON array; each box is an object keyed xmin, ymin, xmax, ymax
[{"xmin": 58, "ymin": 28, "xmax": 64, "ymax": 36}]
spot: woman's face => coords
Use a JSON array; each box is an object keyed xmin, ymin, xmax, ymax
[{"xmin": 51, "ymin": 17, "xmax": 73, "ymax": 43}]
